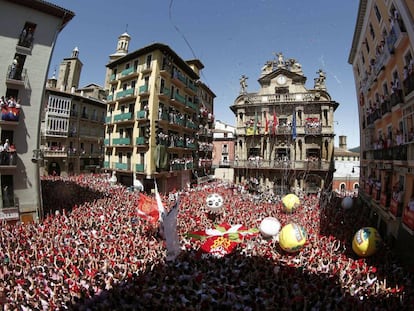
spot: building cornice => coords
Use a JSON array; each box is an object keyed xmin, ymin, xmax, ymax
[{"xmin": 348, "ymin": 0, "xmax": 368, "ymax": 64}]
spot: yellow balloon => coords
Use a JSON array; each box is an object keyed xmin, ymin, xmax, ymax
[
  {"xmin": 352, "ymin": 227, "xmax": 382, "ymax": 257},
  {"xmin": 282, "ymin": 193, "xmax": 300, "ymax": 213},
  {"xmin": 279, "ymin": 223, "xmax": 307, "ymax": 252}
]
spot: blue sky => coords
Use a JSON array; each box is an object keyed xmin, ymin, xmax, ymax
[{"xmin": 49, "ymin": 0, "xmax": 360, "ymax": 148}]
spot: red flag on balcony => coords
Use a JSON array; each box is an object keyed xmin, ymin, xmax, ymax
[{"xmin": 273, "ymin": 111, "xmax": 278, "ymax": 135}]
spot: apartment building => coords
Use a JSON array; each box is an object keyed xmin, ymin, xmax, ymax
[
  {"xmin": 212, "ymin": 120, "xmax": 236, "ymax": 182},
  {"xmin": 0, "ymin": 0, "xmax": 74, "ymax": 222},
  {"xmin": 104, "ymin": 34, "xmax": 214, "ymax": 193},
  {"xmin": 41, "ymin": 48, "xmax": 106, "ymax": 176},
  {"xmin": 231, "ymin": 53, "xmax": 338, "ymax": 195},
  {"xmin": 348, "ymin": 0, "xmax": 414, "ymax": 259}
]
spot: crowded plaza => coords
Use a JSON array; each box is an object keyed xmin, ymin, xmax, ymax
[{"xmin": 0, "ymin": 173, "xmax": 413, "ymax": 310}]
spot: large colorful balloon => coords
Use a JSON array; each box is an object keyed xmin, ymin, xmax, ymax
[
  {"xmin": 278, "ymin": 223, "xmax": 307, "ymax": 252},
  {"xmin": 206, "ymin": 193, "xmax": 224, "ymax": 211},
  {"xmin": 352, "ymin": 227, "xmax": 382, "ymax": 257},
  {"xmin": 341, "ymin": 196, "xmax": 353, "ymax": 210},
  {"xmin": 282, "ymin": 193, "xmax": 300, "ymax": 213},
  {"xmin": 259, "ymin": 217, "xmax": 281, "ymax": 238}
]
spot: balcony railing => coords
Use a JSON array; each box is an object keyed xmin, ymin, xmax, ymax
[
  {"xmin": 136, "ymin": 136, "xmax": 147, "ymax": 145},
  {"xmin": 174, "ymin": 93, "xmax": 186, "ymax": 104},
  {"xmin": 139, "ymin": 85, "xmax": 149, "ymax": 94},
  {"xmin": 233, "ymin": 159, "xmax": 330, "ymax": 170},
  {"xmin": 116, "ymin": 88, "xmax": 135, "ymax": 99},
  {"xmin": 186, "ymin": 101, "xmax": 198, "ymax": 111},
  {"xmin": 1, "ymin": 107, "xmax": 21, "ymax": 122},
  {"xmin": 136, "ymin": 163, "xmax": 144, "ymax": 172},
  {"xmin": 6, "ymin": 65, "xmax": 27, "ymax": 85},
  {"xmin": 112, "ymin": 137, "xmax": 131, "ymax": 145},
  {"xmin": 136, "ymin": 110, "xmax": 147, "ymax": 119},
  {"xmin": 115, "ymin": 162, "xmax": 130, "ymax": 170},
  {"xmin": 113, "ymin": 112, "xmax": 133, "ymax": 122},
  {"xmin": 371, "ymin": 144, "xmax": 407, "ymax": 161},
  {"xmin": 121, "ymin": 67, "xmax": 135, "ymax": 77}
]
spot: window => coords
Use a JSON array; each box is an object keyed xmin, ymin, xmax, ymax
[
  {"xmin": 365, "ymin": 38, "xmax": 370, "ymax": 53},
  {"xmin": 146, "ymin": 54, "xmax": 152, "ymax": 68},
  {"xmin": 18, "ymin": 22, "xmax": 36, "ymax": 48},
  {"xmin": 382, "ymin": 82, "xmax": 389, "ymax": 95},
  {"xmin": 8, "ymin": 53, "xmax": 26, "ymax": 80},
  {"xmin": 374, "ymin": 5, "xmax": 382, "ymax": 23},
  {"xmin": 369, "ymin": 23, "xmax": 375, "ymax": 39},
  {"xmin": 1, "ymin": 175, "xmax": 14, "ymax": 208}
]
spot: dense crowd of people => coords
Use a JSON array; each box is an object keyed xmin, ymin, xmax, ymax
[{"xmin": 0, "ymin": 174, "xmax": 413, "ymax": 310}]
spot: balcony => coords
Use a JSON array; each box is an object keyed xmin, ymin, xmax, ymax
[
  {"xmin": 105, "ymin": 116, "xmax": 112, "ymax": 124},
  {"xmin": 172, "ymin": 70, "xmax": 186, "ymax": 87},
  {"xmin": 1, "ymin": 107, "xmax": 21, "ymax": 124},
  {"xmin": 173, "ymin": 93, "xmax": 186, "ymax": 105},
  {"xmin": 185, "ymin": 101, "xmax": 198, "ymax": 111},
  {"xmin": 121, "ymin": 67, "xmax": 135, "ymax": 77},
  {"xmin": 136, "ymin": 110, "xmax": 148, "ymax": 119},
  {"xmin": 371, "ymin": 145, "xmax": 407, "ymax": 161},
  {"xmin": 0, "ymin": 152, "xmax": 18, "ymax": 169},
  {"xmin": 109, "ymin": 73, "xmax": 116, "ymax": 82},
  {"xmin": 116, "ymin": 88, "xmax": 135, "ymax": 100},
  {"xmin": 6, "ymin": 66, "xmax": 27, "ymax": 86},
  {"xmin": 106, "ymin": 94, "xmax": 114, "ymax": 102},
  {"xmin": 159, "ymin": 87, "xmax": 170, "ymax": 100},
  {"xmin": 186, "ymin": 120, "xmax": 197, "ymax": 130},
  {"xmin": 140, "ymin": 63, "xmax": 152, "ymax": 74},
  {"xmin": 136, "ymin": 136, "xmax": 147, "ymax": 145},
  {"xmin": 390, "ymin": 90, "xmax": 404, "ymax": 107},
  {"xmin": 113, "ymin": 112, "xmax": 133, "ymax": 122},
  {"xmin": 139, "ymin": 85, "xmax": 150, "ymax": 95},
  {"xmin": 0, "ymin": 207, "xmax": 19, "ymax": 221},
  {"xmin": 186, "ymin": 81, "xmax": 198, "ymax": 95},
  {"xmin": 103, "ymin": 161, "xmax": 110, "ymax": 168},
  {"xmin": 115, "ymin": 162, "xmax": 131, "ymax": 171},
  {"xmin": 104, "ymin": 138, "xmax": 110, "ymax": 146},
  {"xmin": 233, "ymin": 159, "xmax": 330, "ymax": 170},
  {"xmin": 136, "ymin": 163, "xmax": 144, "ymax": 172},
  {"xmin": 42, "ymin": 149, "xmax": 67, "ymax": 158},
  {"xmin": 112, "ymin": 137, "xmax": 131, "ymax": 146}
]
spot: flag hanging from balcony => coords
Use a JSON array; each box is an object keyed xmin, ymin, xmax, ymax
[
  {"xmin": 292, "ymin": 110, "xmax": 297, "ymax": 140},
  {"xmin": 253, "ymin": 110, "xmax": 258, "ymax": 135},
  {"xmin": 265, "ymin": 111, "xmax": 269, "ymax": 134},
  {"xmin": 273, "ymin": 111, "xmax": 278, "ymax": 135}
]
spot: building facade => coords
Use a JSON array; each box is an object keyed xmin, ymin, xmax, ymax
[
  {"xmin": 348, "ymin": 0, "xmax": 414, "ymax": 262},
  {"xmin": 332, "ymin": 135, "xmax": 360, "ymax": 196},
  {"xmin": 231, "ymin": 53, "xmax": 339, "ymax": 195},
  {"xmin": 212, "ymin": 120, "xmax": 236, "ymax": 182},
  {"xmin": 41, "ymin": 48, "xmax": 106, "ymax": 176},
  {"xmin": 0, "ymin": 0, "xmax": 74, "ymax": 223},
  {"xmin": 104, "ymin": 36, "xmax": 214, "ymax": 193}
]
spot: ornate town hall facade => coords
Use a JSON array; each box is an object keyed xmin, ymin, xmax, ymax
[{"xmin": 231, "ymin": 53, "xmax": 339, "ymax": 195}]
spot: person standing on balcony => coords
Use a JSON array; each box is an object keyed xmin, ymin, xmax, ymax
[{"xmin": 9, "ymin": 57, "xmax": 18, "ymax": 79}]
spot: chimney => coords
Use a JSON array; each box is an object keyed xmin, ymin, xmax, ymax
[{"xmin": 339, "ymin": 135, "xmax": 347, "ymax": 150}]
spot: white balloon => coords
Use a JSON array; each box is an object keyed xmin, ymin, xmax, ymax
[
  {"xmin": 206, "ymin": 193, "xmax": 224, "ymax": 211},
  {"xmin": 259, "ymin": 217, "xmax": 281, "ymax": 237},
  {"xmin": 341, "ymin": 196, "xmax": 353, "ymax": 210}
]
